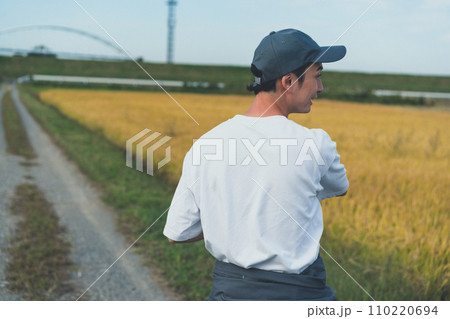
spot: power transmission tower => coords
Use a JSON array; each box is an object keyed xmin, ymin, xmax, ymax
[{"xmin": 167, "ymin": 0, "xmax": 177, "ymax": 64}]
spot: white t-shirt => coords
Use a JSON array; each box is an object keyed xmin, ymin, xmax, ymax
[{"xmin": 163, "ymin": 115, "xmax": 348, "ymax": 274}]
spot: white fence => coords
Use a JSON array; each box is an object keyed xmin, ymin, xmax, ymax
[
  {"xmin": 373, "ymin": 89, "xmax": 450, "ymax": 100},
  {"xmin": 17, "ymin": 74, "xmax": 225, "ymax": 89}
]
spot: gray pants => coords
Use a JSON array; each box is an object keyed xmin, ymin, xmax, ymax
[{"xmin": 207, "ymin": 255, "xmax": 337, "ymax": 301}]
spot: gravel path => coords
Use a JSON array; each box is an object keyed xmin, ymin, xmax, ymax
[{"xmin": 0, "ymin": 83, "xmax": 174, "ymax": 300}]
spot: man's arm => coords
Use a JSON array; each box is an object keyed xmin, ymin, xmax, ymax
[{"xmin": 168, "ymin": 232, "xmax": 204, "ymax": 244}]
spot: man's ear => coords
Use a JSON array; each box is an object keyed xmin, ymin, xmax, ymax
[{"xmin": 280, "ymin": 74, "xmax": 293, "ymax": 91}]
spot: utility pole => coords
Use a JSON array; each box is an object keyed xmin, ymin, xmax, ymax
[{"xmin": 167, "ymin": 0, "xmax": 177, "ymax": 64}]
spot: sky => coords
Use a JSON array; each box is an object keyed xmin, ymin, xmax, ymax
[{"xmin": 0, "ymin": 0, "xmax": 449, "ymax": 76}]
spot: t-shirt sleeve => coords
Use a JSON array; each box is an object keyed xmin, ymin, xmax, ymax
[
  {"xmin": 312, "ymin": 129, "xmax": 349, "ymax": 201},
  {"xmin": 163, "ymin": 149, "xmax": 202, "ymax": 241}
]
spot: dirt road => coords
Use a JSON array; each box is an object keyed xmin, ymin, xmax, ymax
[{"xmin": 0, "ymin": 83, "xmax": 174, "ymax": 300}]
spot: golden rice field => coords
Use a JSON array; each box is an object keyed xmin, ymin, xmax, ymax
[{"xmin": 40, "ymin": 89, "xmax": 449, "ymax": 299}]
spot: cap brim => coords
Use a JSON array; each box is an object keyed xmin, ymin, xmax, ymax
[{"xmin": 315, "ymin": 45, "xmax": 346, "ymax": 63}]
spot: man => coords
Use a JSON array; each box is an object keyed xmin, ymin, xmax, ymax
[{"xmin": 163, "ymin": 29, "xmax": 349, "ymax": 300}]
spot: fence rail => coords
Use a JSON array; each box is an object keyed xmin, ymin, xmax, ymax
[
  {"xmin": 17, "ymin": 74, "xmax": 225, "ymax": 89},
  {"xmin": 373, "ymin": 89, "xmax": 450, "ymax": 100}
]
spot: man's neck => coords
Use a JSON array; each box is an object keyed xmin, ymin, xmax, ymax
[{"xmin": 243, "ymin": 92, "xmax": 288, "ymax": 117}]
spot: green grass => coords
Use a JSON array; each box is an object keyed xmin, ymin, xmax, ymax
[
  {"xmin": 6, "ymin": 184, "xmax": 74, "ymax": 300},
  {"xmin": 2, "ymin": 56, "xmax": 450, "ymax": 105},
  {"xmin": 2, "ymin": 56, "xmax": 250, "ymax": 95},
  {"xmin": 18, "ymin": 86, "xmax": 215, "ymax": 300},
  {"xmin": 1, "ymin": 87, "xmax": 36, "ymax": 159},
  {"xmin": 17, "ymin": 85, "xmax": 448, "ymax": 300},
  {"xmin": 321, "ymin": 236, "xmax": 445, "ymax": 301}
]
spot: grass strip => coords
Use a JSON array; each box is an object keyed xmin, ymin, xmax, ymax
[
  {"xmin": 1, "ymin": 87, "xmax": 36, "ymax": 159},
  {"xmin": 6, "ymin": 183, "xmax": 74, "ymax": 300},
  {"xmin": 18, "ymin": 86, "xmax": 215, "ymax": 300},
  {"xmin": 2, "ymin": 56, "xmax": 450, "ymax": 106}
]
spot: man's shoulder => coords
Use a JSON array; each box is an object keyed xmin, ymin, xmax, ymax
[
  {"xmin": 196, "ymin": 115, "xmax": 331, "ymax": 141},
  {"xmin": 283, "ymin": 119, "xmax": 330, "ymax": 140},
  {"xmin": 199, "ymin": 117, "xmax": 236, "ymax": 139},
  {"xmin": 308, "ymin": 127, "xmax": 330, "ymax": 139}
]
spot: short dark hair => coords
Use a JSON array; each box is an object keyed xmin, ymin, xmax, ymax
[{"xmin": 247, "ymin": 63, "xmax": 311, "ymax": 95}]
